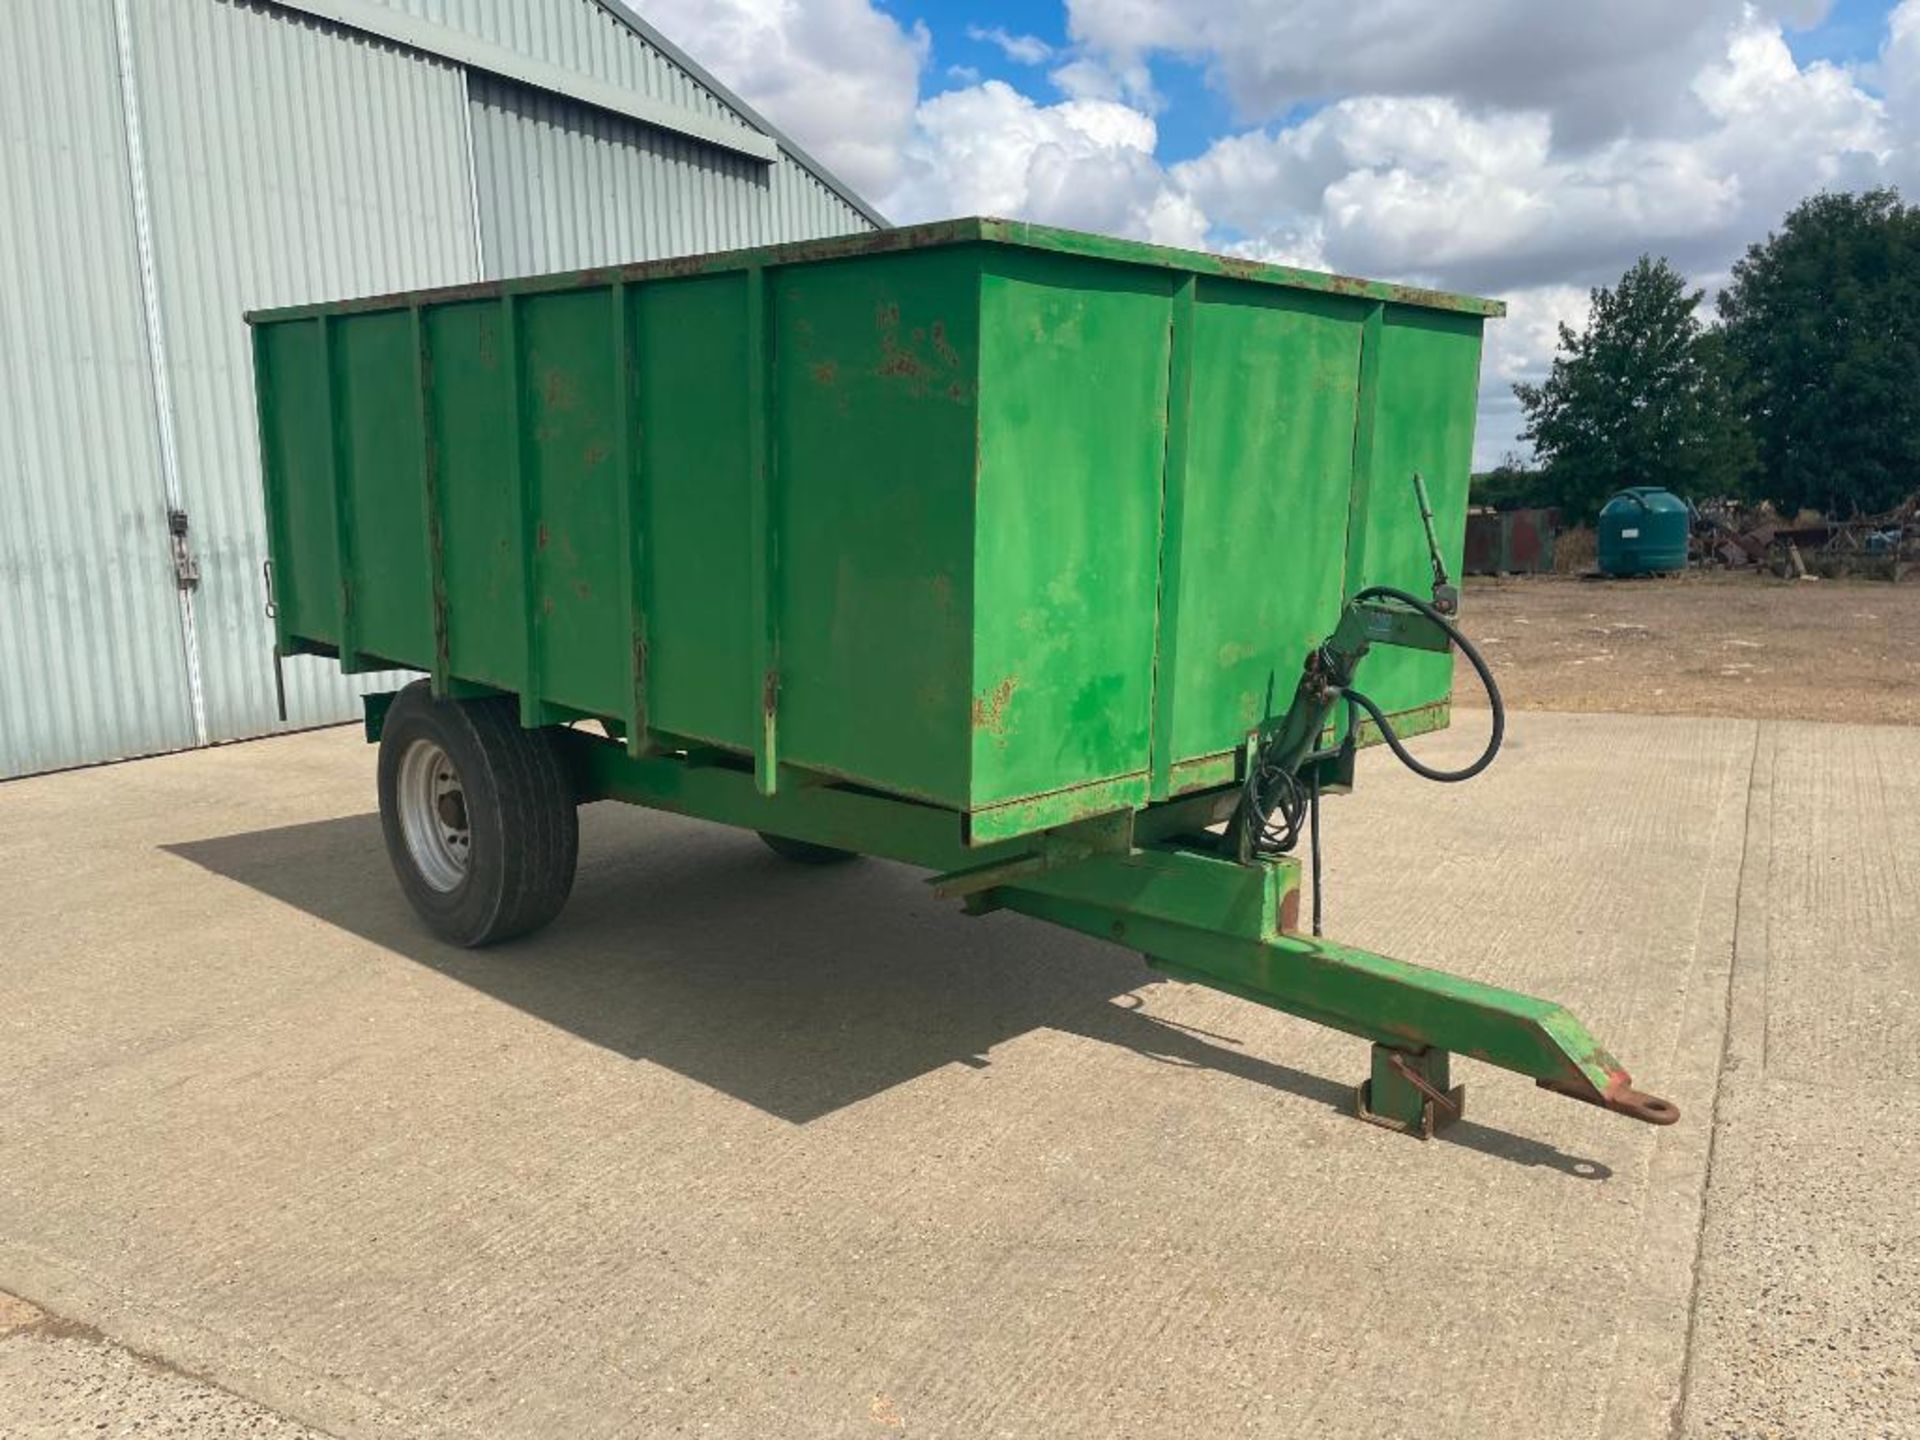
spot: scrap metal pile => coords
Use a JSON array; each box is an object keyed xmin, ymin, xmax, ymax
[{"xmin": 1691, "ymin": 492, "xmax": 1920, "ymax": 580}]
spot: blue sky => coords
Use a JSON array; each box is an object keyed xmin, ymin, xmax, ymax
[
  {"xmin": 901, "ymin": 0, "xmax": 1236, "ymax": 160},
  {"xmin": 654, "ymin": 0, "xmax": 1917, "ymax": 462},
  {"xmin": 1786, "ymin": 0, "xmax": 1903, "ymax": 65},
  {"xmin": 894, "ymin": 0, "xmax": 1897, "ymax": 153}
]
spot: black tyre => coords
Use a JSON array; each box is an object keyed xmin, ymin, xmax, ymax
[
  {"xmin": 757, "ymin": 831, "xmax": 860, "ymax": 865},
  {"xmin": 377, "ymin": 681, "xmax": 578, "ymax": 947}
]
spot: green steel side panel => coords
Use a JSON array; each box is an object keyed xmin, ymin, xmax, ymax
[
  {"xmin": 337, "ymin": 310, "xmax": 434, "ymax": 668},
  {"xmin": 257, "ymin": 321, "xmax": 338, "ymax": 652},
  {"xmin": 772, "ymin": 249, "xmax": 981, "ymax": 806},
  {"xmin": 634, "ymin": 274, "xmax": 755, "ymax": 751},
  {"xmin": 1348, "ymin": 308, "xmax": 1484, "ymax": 718},
  {"xmin": 970, "ymin": 250, "xmax": 1171, "ymax": 810},
  {"xmin": 1167, "ymin": 281, "xmax": 1367, "ymax": 770},
  {"xmin": 520, "ymin": 288, "xmax": 624, "ymax": 720},
  {"xmin": 426, "ymin": 301, "xmax": 522, "ymax": 692}
]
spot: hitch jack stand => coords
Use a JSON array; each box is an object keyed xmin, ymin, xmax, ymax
[{"xmin": 1357, "ymin": 1044, "xmax": 1465, "ymax": 1139}]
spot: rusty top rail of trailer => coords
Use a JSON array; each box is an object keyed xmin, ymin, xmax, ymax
[{"xmin": 243, "ymin": 217, "xmax": 1507, "ymax": 325}]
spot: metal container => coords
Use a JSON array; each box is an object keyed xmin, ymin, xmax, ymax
[
  {"xmin": 1463, "ymin": 508, "xmax": 1558, "ymax": 575},
  {"xmin": 1598, "ymin": 488, "xmax": 1689, "ymax": 576},
  {"xmin": 250, "ymin": 219, "xmax": 1495, "ymax": 844}
]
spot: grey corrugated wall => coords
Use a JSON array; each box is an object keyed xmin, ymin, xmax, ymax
[
  {"xmin": 129, "ymin": 0, "xmax": 483, "ymax": 741},
  {"xmin": 0, "ymin": 0, "xmax": 878, "ymax": 780},
  {"xmin": 0, "ymin": 1, "xmax": 197, "ymax": 777},
  {"xmin": 468, "ymin": 73, "xmax": 861, "ymax": 278}
]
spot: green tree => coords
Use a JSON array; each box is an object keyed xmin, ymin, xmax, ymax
[
  {"xmin": 1469, "ymin": 454, "xmax": 1551, "ymax": 511},
  {"xmin": 1718, "ymin": 189, "xmax": 1920, "ymax": 517},
  {"xmin": 1515, "ymin": 256, "xmax": 1751, "ymax": 522}
]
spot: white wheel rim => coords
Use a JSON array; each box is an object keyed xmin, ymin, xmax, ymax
[{"xmin": 397, "ymin": 739, "xmax": 471, "ymax": 893}]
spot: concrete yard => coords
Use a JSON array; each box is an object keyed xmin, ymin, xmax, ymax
[{"xmin": 2, "ymin": 710, "xmax": 1915, "ymax": 1438}]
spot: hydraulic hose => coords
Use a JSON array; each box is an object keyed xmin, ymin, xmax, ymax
[
  {"xmin": 1344, "ymin": 585, "xmax": 1504, "ymax": 783},
  {"xmin": 1232, "ymin": 584, "xmax": 1506, "ymax": 865}
]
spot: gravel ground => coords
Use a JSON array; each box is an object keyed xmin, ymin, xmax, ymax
[{"xmin": 1452, "ymin": 571, "xmax": 1920, "ymax": 725}]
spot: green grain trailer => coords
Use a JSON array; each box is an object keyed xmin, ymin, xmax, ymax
[{"xmin": 249, "ymin": 218, "xmax": 1676, "ymax": 1139}]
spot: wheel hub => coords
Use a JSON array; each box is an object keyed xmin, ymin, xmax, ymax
[{"xmin": 397, "ymin": 739, "xmax": 471, "ymax": 892}]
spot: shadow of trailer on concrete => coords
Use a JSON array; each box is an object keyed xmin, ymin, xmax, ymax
[{"xmin": 164, "ymin": 802, "xmax": 1608, "ymax": 1181}]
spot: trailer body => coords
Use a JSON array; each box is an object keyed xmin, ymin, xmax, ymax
[{"xmin": 251, "ymin": 218, "xmax": 1489, "ymax": 841}]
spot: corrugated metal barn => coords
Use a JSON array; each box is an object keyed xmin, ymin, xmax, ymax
[{"xmin": 0, "ymin": 0, "xmax": 880, "ymax": 779}]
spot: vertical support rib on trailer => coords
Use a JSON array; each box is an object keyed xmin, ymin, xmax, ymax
[
  {"xmin": 251, "ymin": 324, "xmax": 293, "ymax": 659},
  {"xmin": 745, "ymin": 264, "xmax": 779, "ymax": 794},
  {"xmin": 1343, "ymin": 303, "xmax": 1385, "ymax": 601},
  {"xmin": 319, "ymin": 314, "xmax": 360, "ymax": 673},
  {"xmin": 1148, "ymin": 273, "xmax": 1197, "ymax": 802},
  {"xmin": 413, "ymin": 304, "xmax": 451, "ymax": 696},
  {"xmin": 503, "ymin": 292, "xmax": 542, "ymax": 728},
  {"xmin": 1336, "ymin": 302, "xmax": 1385, "ymax": 749},
  {"xmin": 612, "ymin": 281, "xmax": 649, "ymax": 757}
]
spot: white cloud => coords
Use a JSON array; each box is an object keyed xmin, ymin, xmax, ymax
[
  {"xmin": 1048, "ymin": 54, "xmax": 1159, "ymax": 108},
  {"xmin": 886, "ymin": 81, "xmax": 1206, "ymax": 246},
  {"xmin": 1174, "ymin": 20, "xmax": 1889, "ymax": 298},
  {"xmin": 1879, "ymin": 0, "xmax": 1920, "ymax": 183},
  {"xmin": 1064, "ymin": 0, "xmax": 1838, "ymax": 145},
  {"xmin": 643, "ymin": 0, "xmax": 927, "ymax": 199},
  {"xmin": 1474, "ymin": 285, "xmax": 1594, "ymax": 465},
  {"xmin": 644, "ymin": 0, "xmax": 1184, "ymax": 240},
  {"xmin": 966, "ymin": 25, "xmax": 1054, "ymax": 65}
]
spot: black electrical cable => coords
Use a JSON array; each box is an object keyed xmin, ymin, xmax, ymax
[
  {"xmin": 1236, "ymin": 587, "xmax": 1503, "ymax": 863},
  {"xmin": 1308, "ymin": 768, "xmax": 1323, "ymax": 936},
  {"xmin": 1342, "ymin": 585, "xmax": 1505, "ymax": 784},
  {"xmin": 1239, "ymin": 751, "xmax": 1311, "ymax": 854}
]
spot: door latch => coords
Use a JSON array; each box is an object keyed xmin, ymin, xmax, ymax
[{"xmin": 168, "ymin": 508, "xmax": 200, "ymax": 591}]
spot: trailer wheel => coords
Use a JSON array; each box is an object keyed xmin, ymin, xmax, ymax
[
  {"xmin": 378, "ymin": 681, "xmax": 578, "ymax": 947},
  {"xmin": 757, "ymin": 832, "xmax": 859, "ymax": 865}
]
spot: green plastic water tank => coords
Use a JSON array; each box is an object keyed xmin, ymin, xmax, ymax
[{"xmin": 1597, "ymin": 488, "xmax": 1689, "ymax": 576}]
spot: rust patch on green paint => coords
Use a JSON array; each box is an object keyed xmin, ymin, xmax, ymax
[
  {"xmin": 971, "ymin": 676, "xmax": 1019, "ymax": 736},
  {"xmin": 810, "ymin": 359, "xmax": 838, "ymax": 386},
  {"xmin": 872, "ymin": 298, "xmax": 968, "ymax": 400},
  {"xmin": 541, "ymin": 368, "xmax": 579, "ymax": 411},
  {"xmin": 932, "ymin": 320, "xmax": 961, "ymax": 369},
  {"xmin": 536, "ymin": 523, "xmax": 550, "ymax": 551},
  {"xmin": 583, "ymin": 442, "xmax": 609, "ymax": 468},
  {"xmin": 877, "ymin": 338, "xmax": 925, "ymax": 382}
]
